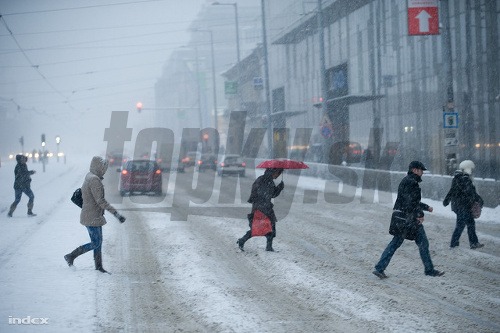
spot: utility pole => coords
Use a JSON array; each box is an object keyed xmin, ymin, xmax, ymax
[{"xmin": 261, "ymin": 0, "xmax": 273, "ymax": 158}]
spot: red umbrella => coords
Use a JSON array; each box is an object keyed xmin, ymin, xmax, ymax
[{"xmin": 256, "ymin": 159, "xmax": 309, "ymax": 169}]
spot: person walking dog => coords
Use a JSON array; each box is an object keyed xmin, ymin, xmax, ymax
[
  {"xmin": 237, "ymin": 168, "xmax": 284, "ymax": 252},
  {"xmin": 8, "ymin": 154, "xmax": 36, "ymax": 217},
  {"xmin": 373, "ymin": 161, "xmax": 444, "ymax": 278},
  {"xmin": 64, "ymin": 156, "xmax": 126, "ymax": 273},
  {"xmin": 443, "ymin": 160, "xmax": 484, "ymax": 249}
]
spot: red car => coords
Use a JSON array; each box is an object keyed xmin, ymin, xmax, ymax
[{"xmin": 117, "ymin": 160, "xmax": 162, "ymax": 196}]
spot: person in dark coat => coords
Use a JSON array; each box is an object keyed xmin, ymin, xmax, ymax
[
  {"xmin": 443, "ymin": 160, "xmax": 484, "ymax": 249},
  {"xmin": 237, "ymin": 168, "xmax": 284, "ymax": 251},
  {"xmin": 373, "ymin": 161, "xmax": 444, "ymax": 278},
  {"xmin": 8, "ymin": 154, "xmax": 36, "ymax": 217}
]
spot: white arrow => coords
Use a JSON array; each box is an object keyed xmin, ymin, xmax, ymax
[{"xmin": 416, "ymin": 10, "xmax": 432, "ymax": 32}]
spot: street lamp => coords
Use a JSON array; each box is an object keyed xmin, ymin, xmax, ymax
[
  {"xmin": 212, "ymin": 1, "xmax": 241, "ymax": 108},
  {"xmin": 195, "ymin": 29, "xmax": 218, "ymax": 131},
  {"xmin": 55, "ymin": 135, "xmax": 61, "ymax": 162}
]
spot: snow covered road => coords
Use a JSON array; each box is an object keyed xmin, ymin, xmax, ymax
[{"xmin": 0, "ymin": 159, "xmax": 499, "ymax": 332}]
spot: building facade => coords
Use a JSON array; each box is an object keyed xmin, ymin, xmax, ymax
[{"xmin": 156, "ymin": 0, "xmax": 500, "ymax": 179}]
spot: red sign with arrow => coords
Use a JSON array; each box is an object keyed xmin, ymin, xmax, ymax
[{"xmin": 407, "ymin": 0, "xmax": 439, "ymax": 35}]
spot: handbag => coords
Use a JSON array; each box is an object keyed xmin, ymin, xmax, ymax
[
  {"xmin": 71, "ymin": 188, "xmax": 83, "ymax": 208},
  {"xmin": 389, "ymin": 211, "xmax": 419, "ymax": 241},
  {"xmin": 251, "ymin": 210, "xmax": 273, "ymax": 237},
  {"xmin": 471, "ymin": 201, "xmax": 482, "ymax": 219}
]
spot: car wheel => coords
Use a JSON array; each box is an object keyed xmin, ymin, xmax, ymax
[{"xmin": 120, "ymin": 190, "xmax": 126, "ymax": 197}]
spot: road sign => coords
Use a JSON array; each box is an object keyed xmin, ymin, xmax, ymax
[
  {"xmin": 443, "ymin": 112, "xmax": 458, "ymax": 128},
  {"xmin": 444, "ymin": 137, "xmax": 458, "ymax": 147},
  {"xmin": 253, "ymin": 77, "xmax": 263, "ymax": 90},
  {"xmin": 224, "ymin": 81, "xmax": 238, "ymax": 95},
  {"xmin": 408, "ymin": 0, "xmax": 439, "ymax": 35}
]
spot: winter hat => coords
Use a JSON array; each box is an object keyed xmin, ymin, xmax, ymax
[
  {"xmin": 459, "ymin": 160, "xmax": 475, "ymax": 175},
  {"xmin": 408, "ymin": 160, "xmax": 427, "ymax": 171},
  {"xmin": 15, "ymin": 154, "xmax": 24, "ymax": 163}
]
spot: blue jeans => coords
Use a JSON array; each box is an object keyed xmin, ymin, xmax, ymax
[
  {"xmin": 450, "ymin": 209, "xmax": 478, "ymax": 247},
  {"xmin": 375, "ymin": 225, "xmax": 435, "ymax": 274},
  {"xmin": 13, "ymin": 188, "xmax": 34, "ymax": 208},
  {"xmin": 81, "ymin": 226, "xmax": 102, "ymax": 255}
]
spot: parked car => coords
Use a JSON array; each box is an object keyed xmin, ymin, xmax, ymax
[
  {"xmin": 181, "ymin": 151, "xmax": 198, "ymax": 167},
  {"xmin": 117, "ymin": 160, "xmax": 162, "ymax": 196},
  {"xmin": 217, "ymin": 154, "xmax": 246, "ymax": 177},
  {"xmin": 196, "ymin": 154, "xmax": 217, "ymax": 172}
]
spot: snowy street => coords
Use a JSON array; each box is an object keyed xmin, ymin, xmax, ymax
[{"xmin": 0, "ymin": 158, "xmax": 499, "ymax": 333}]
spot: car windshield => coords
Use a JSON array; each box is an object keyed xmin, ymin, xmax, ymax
[
  {"xmin": 126, "ymin": 161, "xmax": 155, "ymax": 172},
  {"xmin": 224, "ymin": 156, "xmax": 241, "ymax": 164}
]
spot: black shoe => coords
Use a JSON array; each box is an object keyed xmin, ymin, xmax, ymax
[
  {"xmin": 372, "ymin": 270, "xmax": 388, "ymax": 279},
  {"xmin": 236, "ymin": 239, "xmax": 245, "ymax": 251},
  {"xmin": 96, "ymin": 267, "xmax": 109, "ymax": 274},
  {"xmin": 27, "ymin": 212, "xmax": 37, "ymax": 217},
  {"xmin": 470, "ymin": 243, "xmax": 484, "ymax": 249},
  {"xmin": 64, "ymin": 254, "xmax": 75, "ymax": 266},
  {"xmin": 265, "ymin": 246, "xmax": 274, "ymax": 252},
  {"xmin": 7, "ymin": 212, "xmax": 12, "ymax": 217},
  {"xmin": 425, "ymin": 270, "xmax": 445, "ymax": 277}
]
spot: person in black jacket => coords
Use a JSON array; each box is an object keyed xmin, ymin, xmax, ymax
[
  {"xmin": 8, "ymin": 154, "xmax": 36, "ymax": 217},
  {"xmin": 373, "ymin": 161, "xmax": 444, "ymax": 278},
  {"xmin": 237, "ymin": 168, "xmax": 284, "ymax": 251},
  {"xmin": 443, "ymin": 160, "xmax": 484, "ymax": 249}
]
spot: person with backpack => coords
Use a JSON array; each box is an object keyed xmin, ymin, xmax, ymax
[
  {"xmin": 373, "ymin": 161, "xmax": 444, "ymax": 279},
  {"xmin": 64, "ymin": 156, "xmax": 126, "ymax": 273},
  {"xmin": 8, "ymin": 154, "xmax": 36, "ymax": 217},
  {"xmin": 443, "ymin": 160, "xmax": 484, "ymax": 249}
]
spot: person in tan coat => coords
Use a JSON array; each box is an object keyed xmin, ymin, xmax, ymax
[{"xmin": 64, "ymin": 156, "xmax": 126, "ymax": 273}]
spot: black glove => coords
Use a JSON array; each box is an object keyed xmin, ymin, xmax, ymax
[{"xmin": 113, "ymin": 211, "xmax": 126, "ymax": 223}]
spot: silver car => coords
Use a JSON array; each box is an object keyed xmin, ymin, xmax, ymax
[{"xmin": 217, "ymin": 154, "xmax": 246, "ymax": 177}]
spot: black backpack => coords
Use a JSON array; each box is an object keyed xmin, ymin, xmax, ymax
[{"xmin": 71, "ymin": 188, "xmax": 83, "ymax": 208}]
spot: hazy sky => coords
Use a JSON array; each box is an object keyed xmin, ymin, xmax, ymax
[{"xmin": 0, "ymin": 0, "xmax": 206, "ymax": 157}]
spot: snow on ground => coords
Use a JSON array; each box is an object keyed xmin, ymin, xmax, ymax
[{"xmin": 0, "ymin": 157, "xmax": 498, "ymax": 332}]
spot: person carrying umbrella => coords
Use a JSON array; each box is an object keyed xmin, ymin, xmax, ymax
[{"xmin": 237, "ymin": 168, "xmax": 284, "ymax": 252}]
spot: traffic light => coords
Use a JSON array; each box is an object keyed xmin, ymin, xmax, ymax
[
  {"xmin": 136, "ymin": 102, "xmax": 143, "ymax": 113},
  {"xmin": 41, "ymin": 134, "xmax": 46, "ymax": 146},
  {"xmin": 19, "ymin": 136, "xmax": 24, "ymax": 146}
]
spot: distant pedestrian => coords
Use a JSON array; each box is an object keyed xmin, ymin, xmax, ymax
[
  {"xmin": 373, "ymin": 161, "xmax": 444, "ymax": 278},
  {"xmin": 64, "ymin": 156, "xmax": 126, "ymax": 273},
  {"xmin": 237, "ymin": 168, "xmax": 284, "ymax": 252},
  {"xmin": 8, "ymin": 154, "xmax": 36, "ymax": 217},
  {"xmin": 443, "ymin": 160, "xmax": 484, "ymax": 249}
]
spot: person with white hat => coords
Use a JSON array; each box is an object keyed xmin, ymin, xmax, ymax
[{"xmin": 443, "ymin": 160, "xmax": 484, "ymax": 249}]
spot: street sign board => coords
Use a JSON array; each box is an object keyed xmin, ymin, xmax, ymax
[
  {"xmin": 253, "ymin": 77, "xmax": 263, "ymax": 90},
  {"xmin": 224, "ymin": 81, "xmax": 238, "ymax": 95},
  {"xmin": 443, "ymin": 112, "xmax": 458, "ymax": 128},
  {"xmin": 408, "ymin": 0, "xmax": 439, "ymax": 35}
]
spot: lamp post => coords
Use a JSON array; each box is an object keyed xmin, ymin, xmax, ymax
[
  {"xmin": 196, "ymin": 29, "xmax": 218, "ymax": 131},
  {"xmin": 212, "ymin": 1, "xmax": 241, "ymax": 109},
  {"xmin": 55, "ymin": 135, "xmax": 61, "ymax": 162}
]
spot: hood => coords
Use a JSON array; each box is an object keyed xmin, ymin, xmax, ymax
[
  {"xmin": 89, "ymin": 156, "xmax": 108, "ymax": 178},
  {"xmin": 16, "ymin": 154, "xmax": 25, "ymax": 163}
]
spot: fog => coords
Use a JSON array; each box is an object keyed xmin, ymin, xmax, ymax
[{"xmin": 0, "ymin": 0, "xmax": 205, "ymax": 158}]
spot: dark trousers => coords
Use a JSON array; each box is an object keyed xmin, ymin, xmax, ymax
[
  {"xmin": 450, "ymin": 210, "xmax": 478, "ymax": 247},
  {"xmin": 11, "ymin": 188, "xmax": 34, "ymax": 210},
  {"xmin": 375, "ymin": 226, "xmax": 435, "ymax": 274}
]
